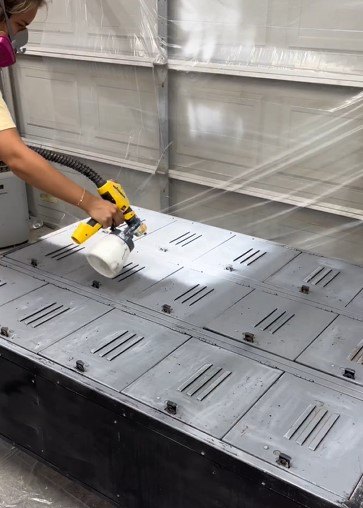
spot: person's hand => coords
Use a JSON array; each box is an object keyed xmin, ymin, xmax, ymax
[{"xmin": 81, "ymin": 194, "xmax": 124, "ymax": 229}]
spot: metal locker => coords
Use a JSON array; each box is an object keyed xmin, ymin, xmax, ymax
[
  {"xmin": 297, "ymin": 315, "xmax": 363, "ymax": 385},
  {"xmin": 133, "ymin": 219, "xmax": 235, "ymax": 263},
  {"xmin": 266, "ymin": 253, "xmax": 363, "ymax": 310},
  {"xmin": 192, "ymin": 234, "xmax": 299, "ymax": 282},
  {"xmin": 347, "ymin": 289, "xmax": 363, "ymax": 318},
  {"xmin": 64, "ymin": 250, "xmax": 182, "ymax": 301},
  {"xmin": 0, "ymin": 285, "xmax": 110, "ymax": 352},
  {"xmin": 205, "ymin": 289, "xmax": 337, "ymax": 360},
  {"xmin": 224, "ymin": 373, "xmax": 363, "ymax": 500},
  {"xmin": 41, "ymin": 309, "xmax": 189, "ymax": 392},
  {"xmin": 0, "ymin": 265, "xmax": 46, "ymax": 306},
  {"xmin": 132, "ymin": 268, "xmax": 253, "ymax": 326},
  {"xmin": 6, "ymin": 208, "xmax": 175, "ymax": 277},
  {"xmin": 6, "ymin": 225, "xmax": 89, "ymax": 276},
  {"xmin": 124, "ymin": 338, "xmax": 281, "ymax": 438}
]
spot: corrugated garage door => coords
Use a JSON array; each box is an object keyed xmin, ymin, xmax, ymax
[{"xmin": 2, "ymin": 0, "xmax": 362, "ymax": 227}]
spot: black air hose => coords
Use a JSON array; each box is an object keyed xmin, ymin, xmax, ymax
[{"xmin": 29, "ymin": 146, "xmax": 106, "ymax": 188}]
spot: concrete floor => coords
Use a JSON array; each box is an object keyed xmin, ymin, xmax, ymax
[{"xmin": 1, "ymin": 201, "xmax": 362, "ymax": 507}]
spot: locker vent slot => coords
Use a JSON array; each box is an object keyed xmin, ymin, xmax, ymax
[
  {"xmin": 91, "ymin": 330, "xmax": 144, "ymax": 361},
  {"xmin": 113, "ymin": 263, "xmax": 145, "ymax": 282},
  {"xmin": 46, "ymin": 244, "xmax": 84, "ymax": 261},
  {"xmin": 174, "ymin": 284, "xmax": 215, "ymax": 307},
  {"xmin": 20, "ymin": 302, "xmax": 70, "ymax": 328},
  {"xmin": 169, "ymin": 232, "xmax": 203, "ymax": 248},
  {"xmin": 349, "ymin": 343, "xmax": 363, "ymax": 364},
  {"xmin": 284, "ymin": 403, "xmax": 340, "ymax": 451},
  {"xmin": 233, "ymin": 248, "xmax": 267, "ymax": 266},
  {"xmin": 178, "ymin": 363, "xmax": 231, "ymax": 401},
  {"xmin": 255, "ymin": 309, "xmax": 295, "ymax": 334},
  {"xmin": 304, "ymin": 266, "xmax": 340, "ymax": 288},
  {"xmin": 0, "ymin": 280, "xmax": 7, "ymax": 288}
]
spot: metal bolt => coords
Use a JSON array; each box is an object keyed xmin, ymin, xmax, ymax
[
  {"xmin": 165, "ymin": 400, "xmax": 177, "ymax": 415},
  {"xmin": 300, "ymin": 285, "xmax": 310, "ymax": 294},
  {"xmin": 244, "ymin": 332, "xmax": 255, "ymax": 343},
  {"xmin": 92, "ymin": 280, "xmax": 101, "ymax": 289},
  {"xmin": 31, "ymin": 259, "xmax": 38, "ymax": 268},
  {"xmin": 162, "ymin": 304, "xmax": 172, "ymax": 314},
  {"xmin": 76, "ymin": 360, "xmax": 86, "ymax": 372}
]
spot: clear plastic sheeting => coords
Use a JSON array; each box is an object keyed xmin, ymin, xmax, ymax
[
  {"xmin": 0, "ymin": 438, "xmax": 113, "ymax": 507},
  {"xmin": 169, "ymin": 74, "xmax": 363, "ymax": 217},
  {"xmin": 28, "ymin": 0, "xmax": 163, "ymax": 62},
  {"xmin": 168, "ymin": 0, "xmax": 363, "ymax": 83}
]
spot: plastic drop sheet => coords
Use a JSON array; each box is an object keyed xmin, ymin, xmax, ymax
[
  {"xmin": 11, "ymin": 0, "xmax": 362, "ymax": 265},
  {"xmin": 0, "ymin": 439, "xmax": 113, "ymax": 507},
  {"xmin": 2, "ymin": 2, "xmax": 363, "ymax": 502}
]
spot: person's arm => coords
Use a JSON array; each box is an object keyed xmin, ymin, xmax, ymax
[{"xmin": 0, "ymin": 128, "xmax": 124, "ymax": 228}]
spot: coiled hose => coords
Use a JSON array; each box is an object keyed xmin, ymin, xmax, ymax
[{"xmin": 29, "ymin": 145, "xmax": 106, "ymax": 188}]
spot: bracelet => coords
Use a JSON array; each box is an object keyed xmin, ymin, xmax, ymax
[{"xmin": 76, "ymin": 188, "xmax": 86, "ymax": 207}]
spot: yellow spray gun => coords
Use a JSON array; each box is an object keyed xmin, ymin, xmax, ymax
[
  {"xmin": 29, "ymin": 147, "xmax": 147, "ymax": 278},
  {"xmin": 71, "ymin": 180, "xmax": 147, "ymax": 245}
]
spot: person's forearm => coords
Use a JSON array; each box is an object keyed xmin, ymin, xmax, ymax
[
  {"xmin": 0, "ymin": 129, "xmax": 123, "ymax": 228},
  {"xmin": 7, "ymin": 145, "xmax": 94, "ymax": 212}
]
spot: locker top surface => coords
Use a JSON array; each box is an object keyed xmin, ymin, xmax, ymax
[{"xmin": 1, "ymin": 207, "xmax": 363, "ymax": 507}]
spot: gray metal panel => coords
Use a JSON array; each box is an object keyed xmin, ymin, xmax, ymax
[
  {"xmin": 6, "ymin": 208, "xmax": 175, "ymax": 276},
  {"xmin": 224, "ymin": 373, "xmax": 363, "ymax": 499},
  {"xmin": 66, "ymin": 250, "xmax": 182, "ymax": 301},
  {"xmin": 6, "ymin": 226, "xmax": 88, "ymax": 276},
  {"xmin": 135, "ymin": 220, "xmax": 235, "ymax": 262},
  {"xmin": 297, "ymin": 316, "xmax": 363, "ymax": 385},
  {"xmin": 266, "ymin": 253, "xmax": 363, "ymax": 309},
  {"xmin": 205, "ymin": 289, "xmax": 337, "ymax": 360},
  {"xmin": 41, "ymin": 309, "xmax": 189, "ymax": 392},
  {"xmin": 124, "ymin": 338, "xmax": 281, "ymax": 438},
  {"xmin": 347, "ymin": 290, "xmax": 363, "ymax": 318},
  {"xmin": 133, "ymin": 268, "xmax": 252, "ymax": 326},
  {"xmin": 192, "ymin": 234, "xmax": 299, "ymax": 282},
  {"xmin": 127, "ymin": 207, "xmax": 177, "ymax": 234},
  {"xmin": 0, "ymin": 285, "xmax": 110, "ymax": 352},
  {"xmin": 0, "ymin": 265, "xmax": 45, "ymax": 306}
]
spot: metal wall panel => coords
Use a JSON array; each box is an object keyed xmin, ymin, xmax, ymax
[
  {"xmin": 224, "ymin": 373, "xmax": 363, "ymax": 499},
  {"xmin": 266, "ymin": 253, "xmax": 363, "ymax": 310},
  {"xmin": 297, "ymin": 316, "xmax": 363, "ymax": 385},
  {"xmin": 0, "ymin": 285, "xmax": 110, "ymax": 352},
  {"xmin": 193, "ymin": 234, "xmax": 299, "ymax": 282},
  {"xmin": 205, "ymin": 289, "xmax": 337, "ymax": 360},
  {"xmin": 124, "ymin": 338, "xmax": 281, "ymax": 438},
  {"xmin": 41, "ymin": 309, "xmax": 189, "ymax": 391},
  {"xmin": 133, "ymin": 268, "xmax": 252, "ymax": 326}
]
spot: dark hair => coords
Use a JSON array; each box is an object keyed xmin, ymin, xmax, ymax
[{"xmin": 0, "ymin": 0, "xmax": 47, "ymax": 22}]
